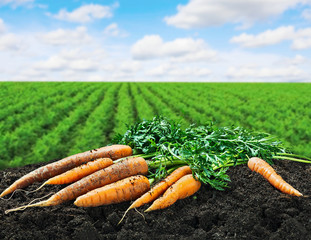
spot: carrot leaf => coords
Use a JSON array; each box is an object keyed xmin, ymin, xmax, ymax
[{"xmin": 114, "ymin": 116, "xmax": 289, "ymax": 189}]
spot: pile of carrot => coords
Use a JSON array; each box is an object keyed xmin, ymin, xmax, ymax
[
  {"xmin": 1, "ymin": 144, "xmax": 202, "ymax": 216},
  {"xmin": 1, "ymin": 144, "xmax": 304, "ymax": 219}
]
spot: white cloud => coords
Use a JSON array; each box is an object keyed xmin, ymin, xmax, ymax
[
  {"xmin": 119, "ymin": 61, "xmax": 141, "ymax": 73},
  {"xmin": 292, "ymin": 55, "xmax": 306, "ymax": 64},
  {"xmin": 38, "ymin": 26, "xmax": 92, "ymax": 46},
  {"xmin": 147, "ymin": 63, "xmax": 211, "ymax": 78},
  {"xmin": 292, "ymin": 38, "xmax": 311, "ymax": 49},
  {"xmin": 103, "ymin": 23, "xmax": 127, "ymax": 37},
  {"xmin": 284, "ymin": 54, "xmax": 307, "ymax": 65},
  {"xmin": 104, "ymin": 23, "xmax": 119, "ymax": 36},
  {"xmin": 212, "ymin": 49, "xmax": 310, "ymax": 82},
  {"xmin": 227, "ymin": 65, "xmax": 304, "ymax": 79},
  {"xmin": 165, "ymin": 0, "xmax": 311, "ymax": 29},
  {"xmin": 302, "ymin": 8, "xmax": 311, "ymax": 20},
  {"xmin": 131, "ymin": 35, "xmax": 217, "ymax": 62},
  {"xmin": 49, "ymin": 3, "xmax": 118, "ymax": 23},
  {"xmin": 172, "ymin": 49, "xmax": 217, "ymax": 63},
  {"xmin": 146, "ymin": 63, "xmax": 169, "ymax": 76},
  {"xmin": 34, "ymin": 48, "xmax": 106, "ymax": 72},
  {"xmin": 0, "ymin": 33, "xmax": 22, "ymax": 51},
  {"xmin": 34, "ymin": 55, "xmax": 67, "ymax": 71},
  {"xmin": 230, "ymin": 26, "xmax": 295, "ymax": 47},
  {"xmin": 18, "ymin": 68, "xmax": 48, "ymax": 80},
  {"xmin": 196, "ymin": 68, "xmax": 212, "ymax": 76},
  {"xmin": 231, "ymin": 26, "xmax": 311, "ymax": 50},
  {"xmin": 0, "ymin": 19, "xmax": 6, "ymax": 33},
  {"xmin": 292, "ymin": 28, "xmax": 311, "ymax": 49}
]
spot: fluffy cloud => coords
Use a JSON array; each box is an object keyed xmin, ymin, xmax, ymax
[
  {"xmin": 104, "ymin": 23, "xmax": 119, "ymax": 37},
  {"xmin": 34, "ymin": 48, "xmax": 106, "ymax": 72},
  {"xmin": 119, "ymin": 61, "xmax": 141, "ymax": 73},
  {"xmin": 165, "ymin": 0, "xmax": 311, "ymax": 29},
  {"xmin": 50, "ymin": 3, "xmax": 118, "ymax": 23},
  {"xmin": 227, "ymin": 65, "xmax": 304, "ymax": 80},
  {"xmin": 292, "ymin": 28, "xmax": 311, "ymax": 49},
  {"xmin": 302, "ymin": 8, "xmax": 311, "ymax": 20},
  {"xmin": 103, "ymin": 23, "xmax": 127, "ymax": 37},
  {"xmin": 147, "ymin": 63, "xmax": 211, "ymax": 78},
  {"xmin": 38, "ymin": 26, "xmax": 92, "ymax": 46},
  {"xmin": 131, "ymin": 35, "xmax": 217, "ymax": 62},
  {"xmin": 231, "ymin": 26, "xmax": 311, "ymax": 50},
  {"xmin": 230, "ymin": 26, "xmax": 295, "ymax": 47},
  {"xmin": 0, "ymin": 19, "xmax": 6, "ymax": 33},
  {"xmin": 0, "ymin": 33, "xmax": 22, "ymax": 51},
  {"xmin": 285, "ymin": 54, "xmax": 307, "ymax": 65}
]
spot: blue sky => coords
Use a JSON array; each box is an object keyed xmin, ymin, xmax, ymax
[{"xmin": 0, "ymin": 0, "xmax": 311, "ymax": 82}]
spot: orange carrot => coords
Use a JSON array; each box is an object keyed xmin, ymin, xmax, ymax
[
  {"xmin": 127, "ymin": 166, "xmax": 191, "ymax": 209},
  {"xmin": 145, "ymin": 174, "xmax": 201, "ymax": 212},
  {"xmin": 118, "ymin": 165, "xmax": 192, "ymax": 224},
  {"xmin": 32, "ymin": 158, "xmax": 114, "ymax": 192},
  {"xmin": 74, "ymin": 175, "xmax": 150, "ymax": 207},
  {"xmin": 248, "ymin": 157, "xmax": 303, "ymax": 197},
  {"xmin": 5, "ymin": 156, "xmax": 148, "ymax": 214},
  {"xmin": 0, "ymin": 145, "xmax": 132, "ymax": 198}
]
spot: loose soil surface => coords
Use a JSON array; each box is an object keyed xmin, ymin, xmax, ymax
[{"xmin": 1, "ymin": 160, "xmax": 311, "ymax": 240}]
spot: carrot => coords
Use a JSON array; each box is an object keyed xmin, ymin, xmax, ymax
[
  {"xmin": 145, "ymin": 174, "xmax": 201, "ymax": 212},
  {"xmin": 4, "ymin": 156, "xmax": 148, "ymax": 214},
  {"xmin": 0, "ymin": 145, "xmax": 132, "ymax": 198},
  {"xmin": 118, "ymin": 165, "xmax": 192, "ymax": 223},
  {"xmin": 32, "ymin": 158, "xmax": 114, "ymax": 192},
  {"xmin": 248, "ymin": 157, "xmax": 303, "ymax": 197},
  {"xmin": 129, "ymin": 165, "xmax": 192, "ymax": 208},
  {"xmin": 74, "ymin": 175, "xmax": 150, "ymax": 207}
]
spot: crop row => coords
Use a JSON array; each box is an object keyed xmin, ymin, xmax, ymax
[
  {"xmin": 0, "ymin": 82, "xmax": 310, "ymax": 169},
  {"xmin": 150, "ymin": 83, "xmax": 311, "ymax": 155}
]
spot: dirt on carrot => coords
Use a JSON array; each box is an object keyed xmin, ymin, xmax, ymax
[
  {"xmin": 74, "ymin": 175, "xmax": 150, "ymax": 207},
  {"xmin": 31, "ymin": 158, "xmax": 114, "ymax": 193},
  {"xmin": 0, "ymin": 145, "xmax": 132, "ymax": 198},
  {"xmin": 0, "ymin": 160, "xmax": 310, "ymax": 239},
  {"xmin": 4, "ymin": 157, "xmax": 148, "ymax": 213}
]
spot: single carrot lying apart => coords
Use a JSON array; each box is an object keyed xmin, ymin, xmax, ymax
[
  {"xmin": 33, "ymin": 158, "xmax": 114, "ymax": 192},
  {"xmin": 0, "ymin": 145, "xmax": 132, "ymax": 198},
  {"xmin": 5, "ymin": 157, "xmax": 148, "ymax": 214},
  {"xmin": 74, "ymin": 175, "xmax": 150, "ymax": 207},
  {"xmin": 145, "ymin": 174, "xmax": 201, "ymax": 212},
  {"xmin": 248, "ymin": 157, "xmax": 303, "ymax": 197}
]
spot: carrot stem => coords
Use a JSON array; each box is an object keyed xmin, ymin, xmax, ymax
[
  {"xmin": 275, "ymin": 153, "xmax": 311, "ymax": 161},
  {"xmin": 113, "ymin": 153, "xmax": 157, "ymax": 164},
  {"xmin": 272, "ymin": 156, "xmax": 311, "ymax": 163},
  {"xmin": 147, "ymin": 159, "xmax": 186, "ymax": 169},
  {"xmin": 212, "ymin": 160, "xmax": 248, "ymax": 170}
]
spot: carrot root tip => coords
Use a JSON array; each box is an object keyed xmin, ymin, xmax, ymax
[
  {"xmin": 118, "ymin": 207, "xmax": 131, "ymax": 225},
  {"xmin": 5, "ymin": 200, "xmax": 50, "ymax": 214},
  {"xmin": 4, "ymin": 192, "xmax": 54, "ymax": 214},
  {"xmin": 144, "ymin": 208, "xmax": 152, "ymax": 213},
  {"xmin": 5, "ymin": 205, "xmax": 29, "ymax": 214},
  {"xmin": 134, "ymin": 207, "xmax": 145, "ymax": 221},
  {"xmin": 25, "ymin": 182, "xmax": 48, "ymax": 195}
]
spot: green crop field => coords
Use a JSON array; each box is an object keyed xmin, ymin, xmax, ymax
[{"xmin": 0, "ymin": 82, "xmax": 310, "ymax": 170}]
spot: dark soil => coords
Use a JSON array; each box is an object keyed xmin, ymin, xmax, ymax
[{"xmin": 1, "ymin": 160, "xmax": 311, "ymax": 240}]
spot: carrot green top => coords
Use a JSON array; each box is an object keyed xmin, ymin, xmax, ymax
[{"xmin": 114, "ymin": 116, "xmax": 310, "ymax": 190}]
